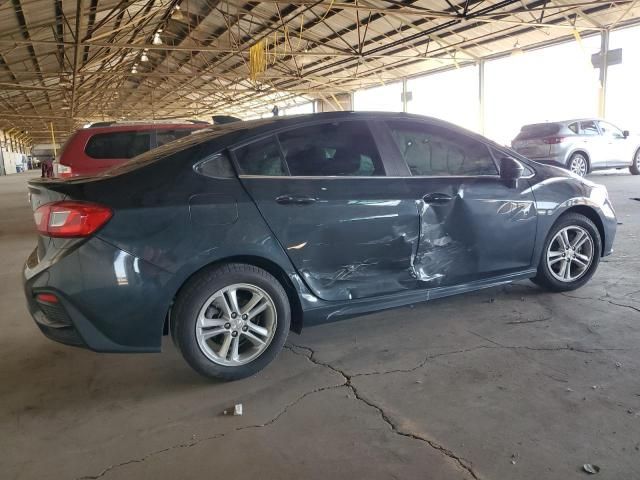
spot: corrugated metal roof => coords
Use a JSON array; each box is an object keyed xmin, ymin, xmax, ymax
[{"xmin": 0, "ymin": 0, "xmax": 639, "ymax": 142}]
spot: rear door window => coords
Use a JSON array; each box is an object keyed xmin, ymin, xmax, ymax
[
  {"xmin": 156, "ymin": 129, "xmax": 194, "ymax": 147},
  {"xmin": 568, "ymin": 123, "xmax": 579, "ymax": 134},
  {"xmin": 234, "ymin": 136, "xmax": 288, "ymax": 176},
  {"xmin": 579, "ymin": 121, "xmax": 599, "ymax": 136},
  {"xmin": 277, "ymin": 121, "xmax": 385, "ymax": 176},
  {"xmin": 85, "ymin": 131, "xmax": 151, "ymax": 159},
  {"xmin": 386, "ymin": 120, "xmax": 498, "ymax": 176}
]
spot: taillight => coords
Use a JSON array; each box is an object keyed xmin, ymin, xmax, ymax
[
  {"xmin": 54, "ymin": 163, "xmax": 73, "ymax": 178},
  {"xmin": 543, "ymin": 136, "xmax": 566, "ymax": 144},
  {"xmin": 36, "ymin": 293, "xmax": 59, "ymax": 304},
  {"xmin": 34, "ymin": 201, "xmax": 112, "ymax": 237}
]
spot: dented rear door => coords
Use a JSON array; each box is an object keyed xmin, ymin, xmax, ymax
[{"xmin": 234, "ymin": 121, "xmax": 421, "ymax": 302}]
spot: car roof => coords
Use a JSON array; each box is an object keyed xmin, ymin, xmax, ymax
[
  {"xmin": 523, "ymin": 118, "xmax": 604, "ymax": 126},
  {"xmin": 195, "ymin": 111, "xmax": 485, "ymax": 145},
  {"xmin": 78, "ymin": 123, "xmax": 209, "ymax": 134}
]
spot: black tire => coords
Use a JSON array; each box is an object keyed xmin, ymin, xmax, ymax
[
  {"xmin": 171, "ymin": 263, "xmax": 290, "ymax": 381},
  {"xmin": 630, "ymin": 148, "xmax": 640, "ymax": 175},
  {"xmin": 567, "ymin": 153, "xmax": 589, "ymax": 177},
  {"xmin": 532, "ymin": 213, "xmax": 601, "ymax": 292}
]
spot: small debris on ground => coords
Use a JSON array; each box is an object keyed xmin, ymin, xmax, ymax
[
  {"xmin": 566, "ymin": 387, "xmax": 573, "ymax": 392},
  {"xmin": 592, "ymin": 385, "xmax": 599, "ymax": 390},
  {"xmin": 627, "ymin": 408, "xmax": 634, "ymax": 415},
  {"xmin": 510, "ymin": 453, "xmax": 518, "ymax": 465},
  {"xmin": 583, "ymin": 464, "xmax": 600, "ymax": 474},
  {"xmin": 415, "ymin": 380, "xmax": 423, "ymax": 384},
  {"xmin": 488, "ymin": 298, "xmax": 496, "ymax": 303},
  {"xmin": 616, "ymin": 362, "xmax": 622, "ymax": 368},
  {"xmin": 223, "ymin": 403, "xmax": 243, "ymax": 416}
]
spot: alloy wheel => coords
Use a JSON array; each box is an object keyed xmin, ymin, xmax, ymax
[
  {"xmin": 546, "ymin": 226, "xmax": 594, "ymax": 282},
  {"xmin": 195, "ymin": 283, "xmax": 277, "ymax": 366},
  {"xmin": 569, "ymin": 155, "xmax": 588, "ymax": 177}
]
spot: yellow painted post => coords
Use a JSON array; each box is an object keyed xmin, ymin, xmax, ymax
[{"xmin": 50, "ymin": 122, "xmax": 57, "ymax": 157}]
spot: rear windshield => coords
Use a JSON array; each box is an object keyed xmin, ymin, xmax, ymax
[
  {"xmin": 515, "ymin": 123, "xmax": 561, "ymax": 140},
  {"xmin": 85, "ymin": 131, "xmax": 152, "ymax": 159}
]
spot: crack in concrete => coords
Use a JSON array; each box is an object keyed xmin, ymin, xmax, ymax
[
  {"xmin": 77, "ymin": 380, "xmax": 346, "ymax": 479},
  {"xmin": 560, "ymin": 292, "xmax": 640, "ymax": 314},
  {"xmin": 349, "ymin": 345, "xmax": 493, "ymax": 378},
  {"xmin": 505, "ymin": 316, "xmax": 552, "ymax": 325},
  {"xmin": 467, "ymin": 331, "xmax": 630, "ymax": 354},
  {"xmin": 76, "ymin": 305, "xmax": 634, "ymax": 480},
  {"xmin": 285, "ymin": 343, "xmax": 481, "ymax": 480}
]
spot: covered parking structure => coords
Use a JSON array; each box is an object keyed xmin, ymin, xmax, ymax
[
  {"xmin": 2, "ymin": 2, "xmax": 640, "ymax": 480},
  {"xmin": 1, "ymin": 1, "xmax": 640, "ymax": 144}
]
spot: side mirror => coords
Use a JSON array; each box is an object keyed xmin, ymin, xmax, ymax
[
  {"xmin": 623, "ymin": 130, "xmax": 630, "ymax": 138},
  {"xmin": 500, "ymin": 156, "xmax": 524, "ymax": 188}
]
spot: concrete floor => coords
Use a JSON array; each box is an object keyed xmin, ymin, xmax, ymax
[{"xmin": 1, "ymin": 170, "xmax": 639, "ymax": 480}]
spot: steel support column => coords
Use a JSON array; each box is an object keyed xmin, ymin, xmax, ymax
[
  {"xmin": 402, "ymin": 77, "xmax": 408, "ymax": 113},
  {"xmin": 598, "ymin": 29, "xmax": 610, "ymax": 118},
  {"xmin": 478, "ymin": 59, "xmax": 486, "ymax": 135}
]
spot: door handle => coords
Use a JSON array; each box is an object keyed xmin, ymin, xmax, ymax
[
  {"xmin": 422, "ymin": 193, "xmax": 453, "ymax": 204},
  {"xmin": 275, "ymin": 194, "xmax": 317, "ymax": 205}
]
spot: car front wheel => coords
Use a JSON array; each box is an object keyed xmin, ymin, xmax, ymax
[
  {"xmin": 532, "ymin": 213, "xmax": 601, "ymax": 292},
  {"xmin": 630, "ymin": 148, "xmax": 640, "ymax": 175},
  {"xmin": 568, "ymin": 153, "xmax": 589, "ymax": 177},
  {"xmin": 172, "ymin": 263, "xmax": 290, "ymax": 381}
]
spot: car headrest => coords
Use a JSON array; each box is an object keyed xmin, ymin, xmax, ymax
[{"xmin": 322, "ymin": 148, "xmax": 361, "ymax": 176}]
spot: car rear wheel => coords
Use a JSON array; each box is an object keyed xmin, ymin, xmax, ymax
[
  {"xmin": 171, "ymin": 263, "xmax": 290, "ymax": 381},
  {"xmin": 532, "ymin": 213, "xmax": 601, "ymax": 292},
  {"xmin": 630, "ymin": 149, "xmax": 640, "ymax": 175},
  {"xmin": 568, "ymin": 153, "xmax": 588, "ymax": 177}
]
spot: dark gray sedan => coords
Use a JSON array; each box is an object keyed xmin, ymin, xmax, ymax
[{"xmin": 24, "ymin": 112, "xmax": 617, "ymax": 380}]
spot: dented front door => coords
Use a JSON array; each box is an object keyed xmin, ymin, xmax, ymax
[
  {"xmin": 405, "ymin": 176, "xmax": 537, "ymax": 287},
  {"xmin": 382, "ymin": 119, "xmax": 538, "ymax": 287}
]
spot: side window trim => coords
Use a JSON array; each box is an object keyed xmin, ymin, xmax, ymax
[
  {"xmin": 274, "ymin": 134, "xmax": 291, "ymax": 176},
  {"xmin": 368, "ymin": 120, "xmax": 410, "ymax": 176},
  {"xmin": 380, "ymin": 120, "xmax": 501, "ymax": 178}
]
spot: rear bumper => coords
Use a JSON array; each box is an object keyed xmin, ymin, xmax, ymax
[{"xmin": 23, "ymin": 238, "xmax": 174, "ymax": 353}]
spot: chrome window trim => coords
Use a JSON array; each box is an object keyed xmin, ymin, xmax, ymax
[{"xmin": 238, "ymin": 174, "xmax": 502, "ymax": 180}]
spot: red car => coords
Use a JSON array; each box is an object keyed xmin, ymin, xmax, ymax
[{"xmin": 54, "ymin": 121, "xmax": 209, "ymax": 177}]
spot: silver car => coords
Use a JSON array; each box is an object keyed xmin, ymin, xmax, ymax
[{"xmin": 512, "ymin": 119, "xmax": 640, "ymax": 177}]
